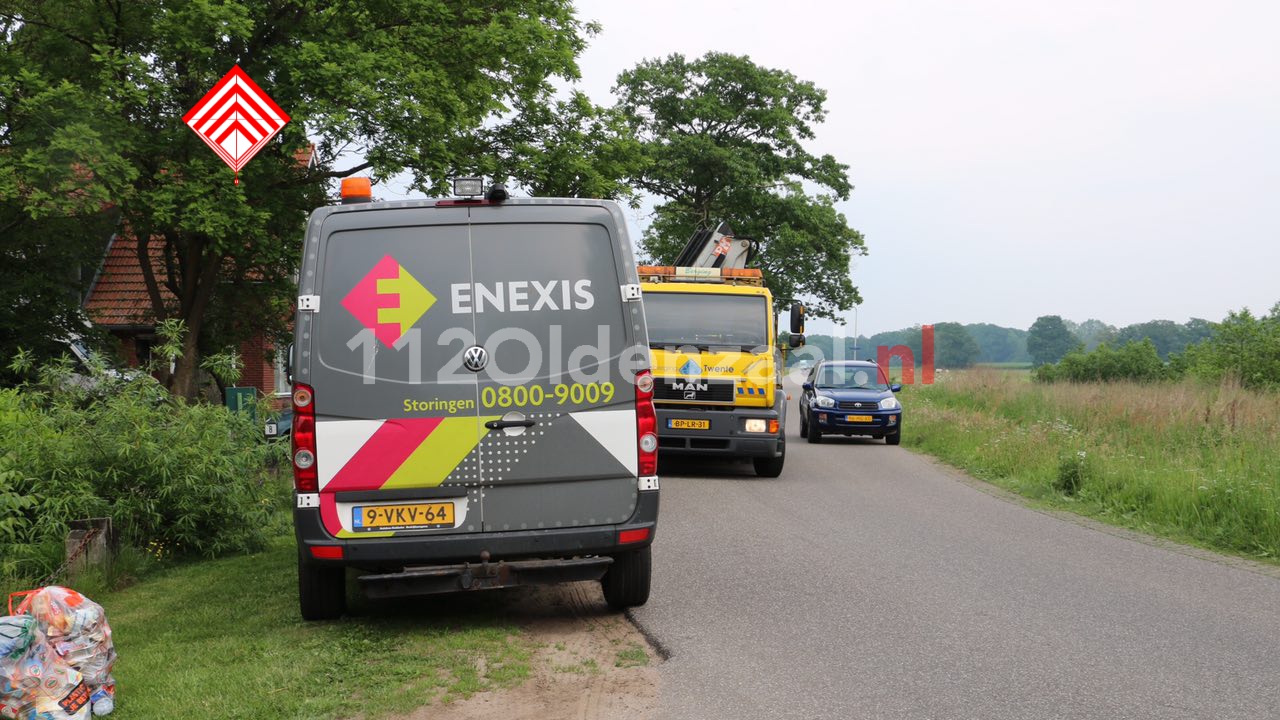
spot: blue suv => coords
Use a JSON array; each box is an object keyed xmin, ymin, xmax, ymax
[{"xmin": 799, "ymin": 361, "xmax": 903, "ymax": 445}]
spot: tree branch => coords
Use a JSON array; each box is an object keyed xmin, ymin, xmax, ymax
[{"xmin": 0, "ymin": 12, "xmax": 96, "ymax": 51}]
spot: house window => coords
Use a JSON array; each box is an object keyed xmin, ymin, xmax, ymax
[{"xmin": 273, "ymin": 349, "xmax": 291, "ymax": 396}]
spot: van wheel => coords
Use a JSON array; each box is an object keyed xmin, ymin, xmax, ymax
[
  {"xmin": 601, "ymin": 546, "xmax": 652, "ymax": 610},
  {"xmin": 299, "ymin": 554, "xmax": 346, "ymax": 621},
  {"xmin": 753, "ymin": 437, "xmax": 786, "ymax": 478}
]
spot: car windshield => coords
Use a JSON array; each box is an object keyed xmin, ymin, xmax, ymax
[{"xmin": 815, "ymin": 365, "xmax": 890, "ymax": 391}]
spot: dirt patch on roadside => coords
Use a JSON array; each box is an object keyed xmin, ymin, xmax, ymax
[{"xmin": 399, "ymin": 582, "xmax": 660, "ymax": 720}]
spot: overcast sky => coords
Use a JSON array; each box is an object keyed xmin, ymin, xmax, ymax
[{"xmin": 565, "ymin": 0, "xmax": 1280, "ymax": 336}]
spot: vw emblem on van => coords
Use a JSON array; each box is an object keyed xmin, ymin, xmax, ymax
[{"xmin": 463, "ymin": 345, "xmax": 489, "ymax": 372}]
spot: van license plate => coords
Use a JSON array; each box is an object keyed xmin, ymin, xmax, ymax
[
  {"xmin": 846, "ymin": 415, "xmax": 874, "ymax": 422},
  {"xmin": 668, "ymin": 419, "xmax": 710, "ymax": 430},
  {"xmin": 353, "ymin": 503, "xmax": 454, "ymax": 531}
]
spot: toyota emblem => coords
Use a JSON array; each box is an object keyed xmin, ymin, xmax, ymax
[{"xmin": 463, "ymin": 345, "xmax": 489, "ymax": 373}]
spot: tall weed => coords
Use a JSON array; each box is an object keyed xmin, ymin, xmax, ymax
[{"xmin": 903, "ymin": 369, "xmax": 1280, "ymax": 558}]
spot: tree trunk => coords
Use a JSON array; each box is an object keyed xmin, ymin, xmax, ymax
[{"xmin": 166, "ymin": 241, "xmax": 223, "ymax": 401}]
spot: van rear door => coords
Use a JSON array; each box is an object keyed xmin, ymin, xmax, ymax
[
  {"xmin": 468, "ymin": 206, "xmax": 641, "ymax": 532},
  {"xmin": 308, "ymin": 208, "xmax": 487, "ymax": 539}
]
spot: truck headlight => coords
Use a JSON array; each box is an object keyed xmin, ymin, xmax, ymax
[
  {"xmin": 816, "ymin": 395, "xmax": 835, "ymax": 408},
  {"xmin": 879, "ymin": 397, "xmax": 900, "ymax": 410},
  {"xmin": 744, "ymin": 419, "xmax": 767, "ymax": 433}
]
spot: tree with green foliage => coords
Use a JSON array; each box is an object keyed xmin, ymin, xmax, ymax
[
  {"xmin": 0, "ymin": 206, "xmax": 117, "ymax": 378},
  {"xmin": 1026, "ymin": 315, "xmax": 1078, "ymax": 366},
  {"xmin": 614, "ymin": 52, "xmax": 865, "ymax": 321},
  {"xmin": 965, "ymin": 323, "xmax": 1029, "ymax": 363},
  {"xmin": 1072, "ymin": 319, "xmax": 1117, "ymax": 351},
  {"xmin": 1, "ymin": 0, "xmax": 595, "ymax": 398},
  {"xmin": 454, "ymin": 89, "xmax": 644, "ymax": 202},
  {"xmin": 932, "ymin": 322, "xmax": 979, "ymax": 368},
  {"xmin": 1177, "ymin": 304, "xmax": 1280, "ymax": 388},
  {"xmin": 1035, "ymin": 339, "xmax": 1166, "ymax": 383},
  {"xmin": 1114, "ymin": 318, "xmax": 1214, "ymax": 359}
]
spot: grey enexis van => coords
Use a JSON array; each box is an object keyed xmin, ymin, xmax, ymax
[{"xmin": 289, "ymin": 182, "xmax": 659, "ymax": 620}]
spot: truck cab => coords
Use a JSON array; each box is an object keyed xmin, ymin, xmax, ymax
[{"xmin": 639, "ymin": 242, "xmax": 803, "ymax": 477}]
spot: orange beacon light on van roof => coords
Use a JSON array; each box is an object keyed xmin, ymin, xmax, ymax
[{"xmin": 340, "ymin": 177, "xmax": 372, "ymax": 203}]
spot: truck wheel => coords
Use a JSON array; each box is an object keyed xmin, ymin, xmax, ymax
[
  {"xmin": 298, "ymin": 553, "xmax": 346, "ymax": 621},
  {"xmin": 753, "ymin": 436, "xmax": 786, "ymax": 478},
  {"xmin": 602, "ymin": 546, "xmax": 652, "ymax": 610},
  {"xmin": 886, "ymin": 431, "xmax": 902, "ymax": 446}
]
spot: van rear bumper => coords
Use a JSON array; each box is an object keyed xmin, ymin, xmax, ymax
[
  {"xmin": 359, "ymin": 556, "xmax": 613, "ymax": 599},
  {"xmin": 655, "ymin": 405, "xmax": 782, "ymax": 458},
  {"xmin": 295, "ymin": 489, "xmax": 658, "ymax": 570}
]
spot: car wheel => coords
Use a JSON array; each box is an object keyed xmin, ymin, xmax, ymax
[
  {"xmin": 799, "ymin": 413, "xmax": 809, "ymax": 438},
  {"xmin": 753, "ymin": 436, "xmax": 786, "ymax": 478},
  {"xmin": 298, "ymin": 552, "xmax": 346, "ymax": 621},
  {"xmin": 886, "ymin": 431, "xmax": 901, "ymax": 445},
  {"xmin": 602, "ymin": 545, "xmax": 652, "ymax": 610},
  {"xmin": 807, "ymin": 416, "xmax": 822, "ymax": 444}
]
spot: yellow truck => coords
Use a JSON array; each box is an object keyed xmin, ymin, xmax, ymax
[{"xmin": 639, "ymin": 224, "xmax": 804, "ymax": 477}]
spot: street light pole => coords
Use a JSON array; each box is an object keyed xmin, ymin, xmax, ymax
[{"xmin": 852, "ymin": 304, "xmax": 860, "ymax": 361}]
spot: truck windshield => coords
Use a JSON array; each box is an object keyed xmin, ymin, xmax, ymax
[{"xmin": 644, "ymin": 292, "xmax": 769, "ymax": 348}]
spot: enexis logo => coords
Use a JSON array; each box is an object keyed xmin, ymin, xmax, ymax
[{"xmin": 341, "ymin": 255, "xmax": 435, "ymax": 347}]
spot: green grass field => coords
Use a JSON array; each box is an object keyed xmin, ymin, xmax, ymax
[
  {"xmin": 72, "ymin": 536, "xmax": 531, "ymax": 720},
  {"xmin": 900, "ymin": 370, "xmax": 1280, "ymax": 560}
]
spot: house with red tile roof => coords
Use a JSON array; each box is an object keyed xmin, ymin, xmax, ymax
[
  {"xmin": 82, "ymin": 232, "xmax": 289, "ymax": 400},
  {"xmin": 81, "ymin": 145, "xmax": 315, "ymax": 401}
]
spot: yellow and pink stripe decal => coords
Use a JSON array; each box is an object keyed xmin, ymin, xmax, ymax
[{"xmin": 315, "ymin": 416, "xmax": 497, "ymax": 537}]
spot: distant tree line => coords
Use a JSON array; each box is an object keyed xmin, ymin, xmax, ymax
[
  {"xmin": 1034, "ymin": 303, "xmax": 1280, "ymax": 388},
  {"xmin": 785, "ymin": 303, "xmax": 1279, "ymax": 386}
]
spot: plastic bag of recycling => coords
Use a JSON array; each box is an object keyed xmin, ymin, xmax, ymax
[
  {"xmin": 13, "ymin": 589, "xmax": 115, "ymax": 717},
  {"xmin": 0, "ymin": 614, "xmax": 91, "ymax": 720}
]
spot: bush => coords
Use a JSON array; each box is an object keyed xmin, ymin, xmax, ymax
[
  {"xmin": 0, "ymin": 354, "xmax": 287, "ymax": 584},
  {"xmin": 1054, "ymin": 451, "xmax": 1091, "ymax": 496},
  {"xmin": 1035, "ymin": 339, "xmax": 1167, "ymax": 383}
]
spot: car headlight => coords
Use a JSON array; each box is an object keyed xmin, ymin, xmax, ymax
[
  {"xmin": 879, "ymin": 397, "xmax": 900, "ymax": 410},
  {"xmin": 815, "ymin": 395, "xmax": 835, "ymax": 408}
]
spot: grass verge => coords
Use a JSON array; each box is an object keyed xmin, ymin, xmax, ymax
[
  {"xmin": 78, "ymin": 535, "xmax": 531, "ymax": 720},
  {"xmin": 900, "ymin": 369, "xmax": 1280, "ymax": 560}
]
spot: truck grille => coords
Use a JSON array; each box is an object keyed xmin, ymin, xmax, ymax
[
  {"xmin": 837, "ymin": 400, "xmax": 881, "ymax": 411},
  {"xmin": 653, "ymin": 378, "xmax": 735, "ymax": 404}
]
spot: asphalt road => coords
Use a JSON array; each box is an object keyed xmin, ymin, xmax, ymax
[{"xmin": 630, "ymin": 391, "xmax": 1280, "ymax": 720}]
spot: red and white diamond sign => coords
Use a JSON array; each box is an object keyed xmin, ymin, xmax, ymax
[{"xmin": 182, "ymin": 65, "xmax": 290, "ymax": 177}]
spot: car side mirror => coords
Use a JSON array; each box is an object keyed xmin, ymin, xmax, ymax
[
  {"xmin": 891, "ymin": 383, "xmax": 902, "ymax": 392},
  {"xmin": 802, "ymin": 382, "xmax": 813, "ymax": 392},
  {"xmin": 790, "ymin": 303, "xmax": 805, "ymax": 334},
  {"xmin": 788, "ymin": 333, "xmax": 804, "ymax": 349}
]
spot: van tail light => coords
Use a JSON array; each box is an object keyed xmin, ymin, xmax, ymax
[
  {"xmin": 618, "ymin": 528, "xmax": 650, "ymax": 545},
  {"xmin": 310, "ymin": 545, "xmax": 343, "ymax": 560},
  {"xmin": 292, "ymin": 382, "xmax": 318, "ymax": 493},
  {"xmin": 635, "ymin": 370, "xmax": 658, "ymax": 477}
]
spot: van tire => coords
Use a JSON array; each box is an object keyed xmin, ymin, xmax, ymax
[
  {"xmin": 602, "ymin": 546, "xmax": 652, "ymax": 610},
  {"xmin": 753, "ymin": 437, "xmax": 786, "ymax": 478},
  {"xmin": 298, "ymin": 555, "xmax": 346, "ymax": 621}
]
